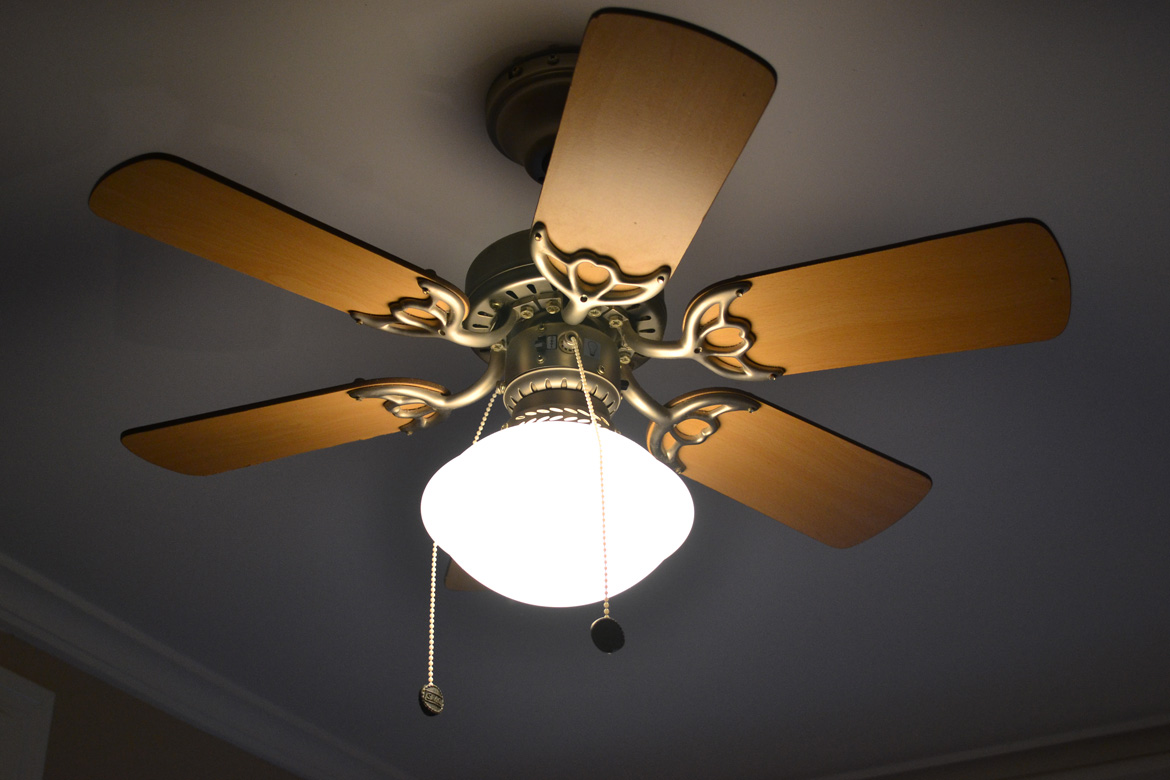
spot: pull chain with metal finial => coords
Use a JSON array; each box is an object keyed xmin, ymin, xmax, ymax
[{"xmin": 420, "ymin": 385, "xmax": 502, "ymax": 715}]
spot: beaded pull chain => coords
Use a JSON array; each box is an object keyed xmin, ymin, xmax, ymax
[
  {"xmin": 420, "ymin": 386, "xmax": 501, "ymax": 716},
  {"xmin": 567, "ymin": 335, "xmax": 625, "ymax": 653}
]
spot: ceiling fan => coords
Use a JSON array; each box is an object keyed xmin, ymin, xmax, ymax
[{"xmin": 91, "ymin": 9, "xmax": 1070, "ymax": 603}]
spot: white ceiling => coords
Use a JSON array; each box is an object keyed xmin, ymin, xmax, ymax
[{"xmin": 2, "ymin": 2, "xmax": 1168, "ymax": 778}]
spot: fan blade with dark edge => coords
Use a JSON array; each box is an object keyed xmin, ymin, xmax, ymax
[
  {"xmin": 534, "ymin": 10, "xmax": 775, "ymax": 280},
  {"xmin": 445, "ymin": 560, "xmax": 487, "ymax": 592},
  {"xmin": 716, "ymin": 220, "xmax": 1070, "ymax": 376},
  {"xmin": 122, "ymin": 378, "xmax": 448, "ymax": 476},
  {"xmin": 90, "ymin": 154, "xmax": 463, "ymax": 315},
  {"xmin": 655, "ymin": 390, "xmax": 931, "ymax": 548}
]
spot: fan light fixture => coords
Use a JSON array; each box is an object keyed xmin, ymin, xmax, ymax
[{"xmin": 421, "ymin": 420, "xmax": 694, "ymax": 608}]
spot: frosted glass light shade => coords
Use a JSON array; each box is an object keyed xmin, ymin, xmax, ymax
[{"xmin": 421, "ymin": 421, "xmax": 694, "ymax": 608}]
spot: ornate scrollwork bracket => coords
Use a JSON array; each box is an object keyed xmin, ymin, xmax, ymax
[
  {"xmin": 348, "ymin": 350, "xmax": 505, "ymax": 434},
  {"xmin": 350, "ymin": 277, "xmax": 515, "ymax": 349},
  {"xmin": 621, "ymin": 368, "xmax": 760, "ymax": 472},
  {"xmin": 615, "ymin": 281, "xmax": 785, "ymax": 381},
  {"xmin": 530, "ymin": 222, "xmax": 671, "ymax": 325}
]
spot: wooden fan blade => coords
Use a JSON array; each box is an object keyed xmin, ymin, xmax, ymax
[
  {"xmin": 90, "ymin": 155, "xmax": 456, "ymax": 315},
  {"xmin": 658, "ymin": 390, "xmax": 931, "ymax": 548},
  {"xmin": 534, "ymin": 10, "xmax": 775, "ymax": 279},
  {"xmin": 445, "ymin": 560, "xmax": 487, "ymax": 592},
  {"xmin": 726, "ymin": 220, "xmax": 1070, "ymax": 375},
  {"xmin": 122, "ymin": 378, "xmax": 447, "ymax": 476}
]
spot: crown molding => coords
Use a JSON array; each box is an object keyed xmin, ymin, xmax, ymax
[
  {"xmin": 813, "ymin": 715, "xmax": 1170, "ymax": 780},
  {"xmin": 0, "ymin": 552, "xmax": 414, "ymax": 780}
]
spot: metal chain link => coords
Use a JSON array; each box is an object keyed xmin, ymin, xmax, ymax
[
  {"xmin": 427, "ymin": 543, "xmax": 437, "ymax": 686},
  {"xmin": 428, "ymin": 385, "xmax": 501, "ymax": 686},
  {"xmin": 567, "ymin": 336, "xmax": 610, "ymax": 616}
]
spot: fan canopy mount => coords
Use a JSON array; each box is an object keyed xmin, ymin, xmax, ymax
[{"xmin": 485, "ymin": 48, "xmax": 578, "ymax": 183}]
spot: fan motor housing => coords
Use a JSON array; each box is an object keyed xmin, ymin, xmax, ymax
[
  {"xmin": 464, "ymin": 230, "xmax": 667, "ymax": 358},
  {"xmin": 465, "ymin": 230, "xmax": 564, "ymax": 331}
]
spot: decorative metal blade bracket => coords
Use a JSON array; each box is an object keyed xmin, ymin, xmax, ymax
[
  {"xmin": 621, "ymin": 367, "xmax": 760, "ymax": 472},
  {"xmin": 349, "ymin": 350, "xmax": 505, "ymax": 434},
  {"xmin": 530, "ymin": 222, "xmax": 671, "ymax": 325},
  {"xmin": 350, "ymin": 277, "xmax": 515, "ymax": 349},
  {"xmin": 614, "ymin": 281, "xmax": 785, "ymax": 381}
]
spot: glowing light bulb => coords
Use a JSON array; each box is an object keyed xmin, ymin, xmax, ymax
[{"xmin": 421, "ymin": 421, "xmax": 693, "ymax": 608}]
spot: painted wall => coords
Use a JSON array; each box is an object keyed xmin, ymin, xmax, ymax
[{"xmin": 0, "ymin": 633, "xmax": 305, "ymax": 780}]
